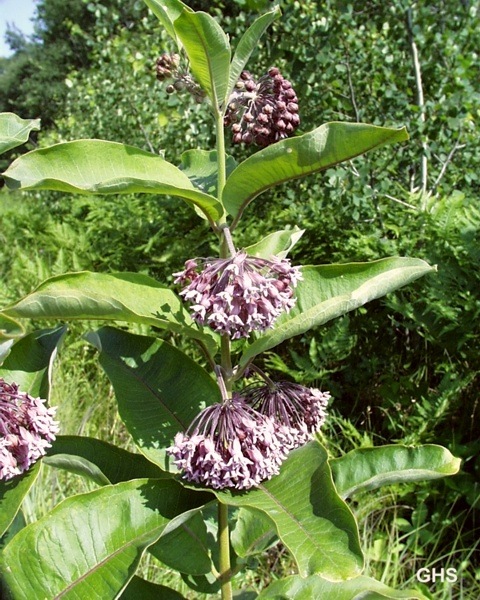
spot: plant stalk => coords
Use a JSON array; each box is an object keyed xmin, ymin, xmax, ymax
[{"xmin": 218, "ymin": 501, "xmax": 232, "ymax": 600}]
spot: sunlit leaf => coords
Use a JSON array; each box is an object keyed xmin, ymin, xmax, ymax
[
  {"xmin": 257, "ymin": 574, "xmax": 428, "ymax": 599},
  {"xmin": 173, "ymin": 10, "xmax": 231, "ymax": 108},
  {"xmin": 3, "ymin": 140, "xmax": 223, "ymax": 222},
  {"xmin": 179, "ymin": 149, "xmax": 237, "ymax": 197},
  {"xmin": 142, "ymin": 0, "xmax": 191, "ymax": 42},
  {"xmin": 244, "ymin": 227, "xmax": 305, "ymax": 259},
  {"xmin": 216, "ymin": 441, "xmax": 363, "ymax": 580},
  {"xmin": 0, "ymin": 112, "xmax": 40, "ymax": 154},
  {"xmin": 223, "ymin": 123, "xmax": 409, "ymax": 222},
  {"xmin": 331, "ymin": 444, "xmax": 462, "ymax": 499},
  {"xmin": 1, "ymin": 479, "xmax": 211, "ymax": 599},
  {"xmin": 239, "ymin": 258, "xmax": 435, "ymax": 368},
  {"xmin": 1, "ymin": 271, "xmax": 218, "ymax": 355}
]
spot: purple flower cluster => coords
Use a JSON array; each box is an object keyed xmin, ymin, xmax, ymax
[
  {"xmin": 0, "ymin": 378, "xmax": 58, "ymax": 481},
  {"xmin": 174, "ymin": 251, "xmax": 302, "ymax": 339},
  {"xmin": 243, "ymin": 382, "xmax": 330, "ymax": 452},
  {"xmin": 224, "ymin": 67, "xmax": 300, "ymax": 147},
  {"xmin": 168, "ymin": 395, "xmax": 287, "ymax": 490},
  {"xmin": 168, "ymin": 383, "xmax": 329, "ymax": 490}
]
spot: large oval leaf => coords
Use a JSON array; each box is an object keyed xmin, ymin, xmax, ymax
[
  {"xmin": 2, "ymin": 140, "xmax": 223, "ymax": 222},
  {"xmin": 0, "ymin": 465, "xmax": 41, "ymax": 540},
  {"xmin": 142, "ymin": 0, "xmax": 191, "ymax": 43},
  {"xmin": 0, "ymin": 112, "xmax": 40, "ymax": 154},
  {"xmin": 222, "ymin": 122, "xmax": 409, "ymax": 222},
  {"xmin": 44, "ymin": 435, "xmax": 167, "ymax": 486},
  {"xmin": 331, "ymin": 444, "xmax": 461, "ymax": 499},
  {"xmin": 239, "ymin": 258, "xmax": 435, "ymax": 368},
  {"xmin": 1, "ymin": 271, "xmax": 218, "ymax": 355},
  {"xmin": 173, "ymin": 10, "xmax": 231, "ymax": 108},
  {"xmin": 86, "ymin": 327, "xmax": 221, "ymax": 471},
  {"xmin": 0, "ymin": 478, "xmax": 211, "ymax": 600},
  {"xmin": 216, "ymin": 441, "xmax": 363, "ymax": 581},
  {"xmin": 257, "ymin": 574, "xmax": 427, "ymax": 600}
]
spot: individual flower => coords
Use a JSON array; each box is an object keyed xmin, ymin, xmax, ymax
[
  {"xmin": 243, "ymin": 381, "xmax": 330, "ymax": 451},
  {"xmin": 224, "ymin": 67, "xmax": 300, "ymax": 147},
  {"xmin": 168, "ymin": 395, "xmax": 288, "ymax": 490},
  {"xmin": 174, "ymin": 251, "xmax": 302, "ymax": 339},
  {"xmin": 0, "ymin": 378, "xmax": 59, "ymax": 481}
]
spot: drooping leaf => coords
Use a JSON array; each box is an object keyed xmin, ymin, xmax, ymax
[
  {"xmin": 0, "ymin": 314, "xmax": 24, "ymax": 340},
  {"xmin": 223, "ymin": 123, "xmax": 409, "ymax": 222},
  {"xmin": 0, "ymin": 464, "xmax": 40, "ymax": 540},
  {"xmin": 244, "ymin": 227, "xmax": 305, "ymax": 259},
  {"xmin": 142, "ymin": 0, "xmax": 191, "ymax": 43},
  {"xmin": 44, "ymin": 435, "xmax": 167, "ymax": 486},
  {"xmin": 179, "ymin": 149, "xmax": 237, "ymax": 196},
  {"xmin": 1, "ymin": 271, "xmax": 218, "ymax": 355},
  {"xmin": 149, "ymin": 509, "xmax": 214, "ymax": 575},
  {"xmin": 0, "ymin": 112, "xmax": 40, "ymax": 154},
  {"xmin": 121, "ymin": 576, "xmax": 187, "ymax": 600},
  {"xmin": 0, "ymin": 479, "xmax": 212, "ymax": 600},
  {"xmin": 231, "ymin": 507, "xmax": 277, "ymax": 558},
  {"xmin": 86, "ymin": 327, "xmax": 221, "ymax": 471},
  {"xmin": 2, "ymin": 140, "xmax": 223, "ymax": 222},
  {"xmin": 228, "ymin": 7, "xmax": 281, "ymax": 98},
  {"xmin": 0, "ymin": 325, "xmax": 67, "ymax": 399},
  {"xmin": 173, "ymin": 10, "xmax": 231, "ymax": 108},
  {"xmin": 257, "ymin": 574, "xmax": 428, "ymax": 599},
  {"xmin": 331, "ymin": 444, "xmax": 462, "ymax": 499},
  {"xmin": 239, "ymin": 258, "xmax": 435, "ymax": 368},
  {"xmin": 216, "ymin": 441, "xmax": 363, "ymax": 580}
]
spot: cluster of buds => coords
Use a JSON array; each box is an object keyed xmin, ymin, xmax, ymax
[
  {"xmin": 168, "ymin": 382, "xmax": 329, "ymax": 490},
  {"xmin": 224, "ymin": 67, "xmax": 300, "ymax": 147},
  {"xmin": 173, "ymin": 251, "xmax": 302, "ymax": 340},
  {"xmin": 155, "ymin": 52, "xmax": 205, "ymax": 103},
  {"xmin": 0, "ymin": 378, "xmax": 58, "ymax": 481}
]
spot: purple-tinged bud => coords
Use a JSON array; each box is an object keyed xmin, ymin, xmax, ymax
[{"xmin": 0, "ymin": 378, "xmax": 58, "ymax": 481}]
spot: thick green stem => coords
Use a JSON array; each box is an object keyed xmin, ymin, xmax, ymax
[
  {"xmin": 215, "ymin": 105, "xmax": 233, "ymax": 600},
  {"xmin": 218, "ymin": 501, "xmax": 232, "ymax": 600}
]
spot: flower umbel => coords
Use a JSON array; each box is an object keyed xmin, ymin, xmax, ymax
[
  {"xmin": 0, "ymin": 378, "xmax": 59, "ymax": 481},
  {"xmin": 168, "ymin": 395, "xmax": 288, "ymax": 490},
  {"xmin": 174, "ymin": 251, "xmax": 302, "ymax": 339},
  {"xmin": 224, "ymin": 67, "xmax": 300, "ymax": 147},
  {"xmin": 243, "ymin": 381, "xmax": 330, "ymax": 452}
]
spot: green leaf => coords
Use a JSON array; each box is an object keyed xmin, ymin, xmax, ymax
[
  {"xmin": 121, "ymin": 576, "xmax": 187, "ymax": 599},
  {"xmin": 149, "ymin": 509, "xmax": 214, "ymax": 575},
  {"xmin": 0, "ymin": 112, "xmax": 40, "ymax": 155},
  {"xmin": 0, "ymin": 325, "xmax": 67, "ymax": 399},
  {"xmin": 1, "ymin": 271, "xmax": 218, "ymax": 355},
  {"xmin": 257, "ymin": 574, "xmax": 428, "ymax": 599},
  {"xmin": 142, "ymin": 0, "xmax": 191, "ymax": 43},
  {"xmin": 216, "ymin": 441, "xmax": 363, "ymax": 580},
  {"xmin": 222, "ymin": 123, "xmax": 409, "ymax": 222},
  {"xmin": 231, "ymin": 507, "xmax": 277, "ymax": 558},
  {"xmin": 0, "ymin": 479, "xmax": 211, "ymax": 600},
  {"xmin": 331, "ymin": 444, "xmax": 462, "ymax": 499},
  {"xmin": 0, "ymin": 314, "xmax": 24, "ymax": 341},
  {"xmin": 179, "ymin": 149, "xmax": 237, "ymax": 197},
  {"xmin": 0, "ymin": 465, "xmax": 40, "ymax": 540},
  {"xmin": 86, "ymin": 327, "xmax": 221, "ymax": 471},
  {"xmin": 2, "ymin": 140, "xmax": 223, "ymax": 222},
  {"xmin": 244, "ymin": 227, "xmax": 305, "ymax": 259},
  {"xmin": 0, "ymin": 339, "xmax": 14, "ymax": 365},
  {"xmin": 44, "ymin": 435, "xmax": 167, "ymax": 486},
  {"xmin": 228, "ymin": 7, "xmax": 281, "ymax": 98},
  {"xmin": 173, "ymin": 11, "xmax": 231, "ymax": 108},
  {"xmin": 239, "ymin": 258, "xmax": 435, "ymax": 368}
]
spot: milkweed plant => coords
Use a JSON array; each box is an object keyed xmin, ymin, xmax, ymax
[{"xmin": 0, "ymin": 1, "xmax": 461, "ymax": 598}]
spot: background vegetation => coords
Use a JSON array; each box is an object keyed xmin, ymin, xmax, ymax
[{"xmin": 1, "ymin": 0, "xmax": 479, "ymax": 597}]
